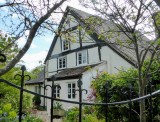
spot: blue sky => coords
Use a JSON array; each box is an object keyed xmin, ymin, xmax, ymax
[{"xmin": 0, "ymin": 0, "xmax": 93, "ymax": 70}]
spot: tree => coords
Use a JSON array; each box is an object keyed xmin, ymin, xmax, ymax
[
  {"xmin": 80, "ymin": 0, "xmax": 160, "ymax": 122},
  {"xmin": 154, "ymin": 0, "xmax": 160, "ymax": 7},
  {"xmin": 91, "ymin": 60, "xmax": 160, "ymax": 121},
  {"xmin": 0, "ymin": 0, "xmax": 68, "ymax": 76},
  {"xmin": 0, "ymin": 66, "xmax": 33, "ymax": 111}
]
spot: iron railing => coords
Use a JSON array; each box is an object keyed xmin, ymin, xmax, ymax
[{"xmin": 0, "ymin": 55, "xmax": 159, "ymax": 122}]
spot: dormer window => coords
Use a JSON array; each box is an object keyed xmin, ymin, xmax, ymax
[
  {"xmin": 77, "ymin": 50, "xmax": 88, "ymax": 66},
  {"xmin": 62, "ymin": 40, "xmax": 69, "ymax": 52},
  {"xmin": 58, "ymin": 56, "xmax": 66, "ymax": 69}
]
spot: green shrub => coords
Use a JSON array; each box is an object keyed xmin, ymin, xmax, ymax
[
  {"xmin": 83, "ymin": 114, "xmax": 105, "ymax": 122},
  {"xmin": 64, "ymin": 107, "xmax": 79, "ymax": 121},
  {"xmin": 22, "ymin": 116, "xmax": 43, "ymax": 122},
  {"xmin": 32, "ymin": 95, "xmax": 41, "ymax": 108},
  {"xmin": 0, "ymin": 103, "xmax": 17, "ymax": 122},
  {"xmin": 0, "ymin": 103, "xmax": 42, "ymax": 122}
]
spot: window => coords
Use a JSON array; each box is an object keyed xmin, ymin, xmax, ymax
[
  {"xmin": 68, "ymin": 83, "xmax": 76, "ymax": 99},
  {"xmin": 35, "ymin": 86, "xmax": 41, "ymax": 94},
  {"xmin": 54, "ymin": 85, "xmax": 60, "ymax": 98},
  {"xmin": 77, "ymin": 50, "xmax": 87, "ymax": 65},
  {"xmin": 62, "ymin": 40, "xmax": 69, "ymax": 52},
  {"xmin": 58, "ymin": 57, "xmax": 66, "ymax": 69}
]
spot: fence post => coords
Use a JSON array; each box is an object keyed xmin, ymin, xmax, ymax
[
  {"xmin": 51, "ymin": 80, "xmax": 54, "ymax": 122},
  {"xmin": 129, "ymin": 83, "xmax": 132, "ymax": 122},
  {"xmin": 148, "ymin": 75, "xmax": 153, "ymax": 122},
  {"xmin": 105, "ymin": 81, "xmax": 110, "ymax": 122},
  {"xmin": 14, "ymin": 65, "xmax": 30, "ymax": 122},
  {"xmin": 75, "ymin": 78, "xmax": 87, "ymax": 122},
  {"xmin": 46, "ymin": 76, "xmax": 56, "ymax": 122}
]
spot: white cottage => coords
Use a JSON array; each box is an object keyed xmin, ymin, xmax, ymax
[
  {"xmin": 25, "ymin": 70, "xmax": 46, "ymax": 108},
  {"xmin": 44, "ymin": 6, "xmax": 138, "ymax": 114}
]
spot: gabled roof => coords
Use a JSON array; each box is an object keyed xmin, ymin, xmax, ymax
[
  {"xmin": 44, "ymin": 6, "xmax": 150, "ymax": 66},
  {"xmin": 44, "ymin": 7, "xmax": 71, "ymax": 63},
  {"xmin": 25, "ymin": 70, "xmax": 44, "ymax": 85}
]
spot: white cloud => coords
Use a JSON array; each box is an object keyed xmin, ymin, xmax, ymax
[
  {"xmin": 17, "ymin": 36, "xmax": 37, "ymax": 49},
  {"xmin": 31, "ymin": 43, "xmax": 37, "ymax": 48},
  {"xmin": 21, "ymin": 51, "xmax": 47, "ymax": 70},
  {"xmin": 17, "ymin": 37, "xmax": 26, "ymax": 47},
  {"xmin": 0, "ymin": 0, "xmax": 5, "ymax": 3}
]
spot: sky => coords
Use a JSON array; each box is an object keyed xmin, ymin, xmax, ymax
[{"xmin": 0, "ymin": 0, "xmax": 94, "ymax": 71}]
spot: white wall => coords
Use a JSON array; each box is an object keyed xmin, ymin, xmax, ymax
[
  {"xmin": 88, "ymin": 47, "xmax": 100, "ymax": 64},
  {"xmin": 81, "ymin": 62, "xmax": 108, "ymax": 101},
  {"xmin": 61, "ymin": 13, "xmax": 79, "ymax": 31},
  {"xmin": 51, "ymin": 37, "xmax": 61, "ymax": 55},
  {"xmin": 101, "ymin": 46, "xmax": 132, "ymax": 74}
]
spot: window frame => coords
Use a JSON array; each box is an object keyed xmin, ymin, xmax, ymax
[
  {"xmin": 58, "ymin": 56, "xmax": 67, "ymax": 69},
  {"xmin": 35, "ymin": 86, "xmax": 41, "ymax": 94},
  {"xmin": 54, "ymin": 84, "xmax": 60, "ymax": 98},
  {"xmin": 77, "ymin": 50, "xmax": 88, "ymax": 66},
  {"xmin": 67, "ymin": 83, "xmax": 76, "ymax": 99},
  {"xmin": 62, "ymin": 40, "xmax": 70, "ymax": 52}
]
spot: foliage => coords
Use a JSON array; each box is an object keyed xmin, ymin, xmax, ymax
[
  {"xmin": 53, "ymin": 102, "xmax": 63, "ymax": 110},
  {"xmin": 83, "ymin": 114, "xmax": 105, "ymax": 122},
  {"xmin": 80, "ymin": 0, "xmax": 160, "ymax": 121},
  {"xmin": 0, "ymin": 0, "xmax": 67, "ymax": 76},
  {"xmin": 89, "ymin": 60, "xmax": 160, "ymax": 121},
  {"xmin": 29, "ymin": 65, "xmax": 44, "ymax": 80},
  {"xmin": 0, "ymin": 34, "xmax": 19, "ymax": 65},
  {"xmin": 0, "ymin": 103, "xmax": 17, "ymax": 122},
  {"xmin": 32, "ymin": 95, "xmax": 41, "ymax": 108},
  {"xmin": 22, "ymin": 116, "xmax": 43, "ymax": 122},
  {"xmin": 64, "ymin": 107, "xmax": 79, "ymax": 121},
  {"xmin": 0, "ymin": 103, "xmax": 42, "ymax": 122},
  {"xmin": 63, "ymin": 106, "xmax": 105, "ymax": 122},
  {"xmin": 0, "ymin": 66, "xmax": 32, "ymax": 110}
]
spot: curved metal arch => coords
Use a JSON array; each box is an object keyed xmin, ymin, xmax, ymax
[{"xmin": 0, "ymin": 53, "xmax": 6, "ymax": 63}]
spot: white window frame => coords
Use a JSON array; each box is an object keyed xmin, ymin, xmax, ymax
[
  {"xmin": 54, "ymin": 84, "xmax": 60, "ymax": 98},
  {"xmin": 62, "ymin": 40, "xmax": 69, "ymax": 52},
  {"xmin": 67, "ymin": 83, "xmax": 76, "ymax": 99},
  {"xmin": 58, "ymin": 56, "xmax": 66, "ymax": 69},
  {"xmin": 77, "ymin": 50, "xmax": 88, "ymax": 66}
]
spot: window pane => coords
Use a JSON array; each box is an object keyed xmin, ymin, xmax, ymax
[
  {"xmin": 59, "ymin": 59, "xmax": 62, "ymax": 68},
  {"xmin": 78, "ymin": 53, "xmax": 82, "ymax": 64},
  {"xmin": 68, "ymin": 94, "xmax": 71, "ymax": 98},
  {"xmin": 72, "ymin": 83, "xmax": 75, "ymax": 88},
  {"xmin": 57, "ymin": 89, "xmax": 60, "ymax": 94},
  {"xmin": 72, "ymin": 93, "xmax": 75, "ymax": 99},
  {"xmin": 59, "ymin": 57, "xmax": 66, "ymax": 69},
  {"xmin": 63, "ymin": 58, "xmax": 66, "ymax": 67},
  {"xmin": 68, "ymin": 84, "xmax": 71, "ymax": 88},
  {"xmin": 63, "ymin": 40, "xmax": 69, "ymax": 51},
  {"xmin": 83, "ymin": 52, "xmax": 87, "ymax": 63},
  {"xmin": 77, "ymin": 51, "xmax": 87, "ymax": 65}
]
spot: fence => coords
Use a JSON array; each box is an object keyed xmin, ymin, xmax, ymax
[{"xmin": 0, "ymin": 57, "xmax": 160, "ymax": 122}]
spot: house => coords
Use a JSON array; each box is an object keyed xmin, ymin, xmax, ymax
[
  {"xmin": 25, "ymin": 70, "xmax": 46, "ymax": 108},
  {"xmin": 44, "ymin": 6, "xmax": 145, "ymax": 115}
]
